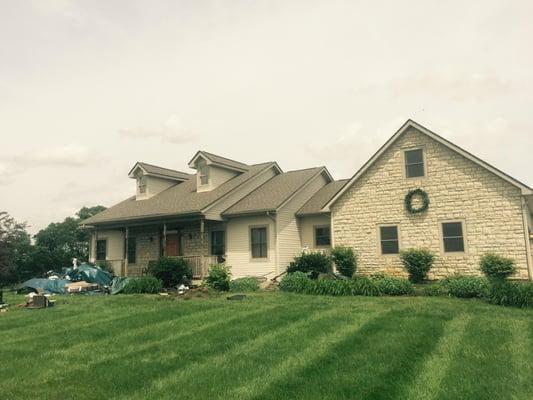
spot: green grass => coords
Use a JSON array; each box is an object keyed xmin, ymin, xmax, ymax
[{"xmin": 1, "ymin": 292, "xmax": 532, "ymax": 400}]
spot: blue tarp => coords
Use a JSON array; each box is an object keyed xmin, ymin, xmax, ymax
[
  {"xmin": 17, "ymin": 278, "xmax": 70, "ymax": 294},
  {"xmin": 63, "ymin": 263, "xmax": 113, "ymax": 287}
]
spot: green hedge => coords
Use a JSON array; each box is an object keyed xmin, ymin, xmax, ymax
[
  {"xmin": 441, "ymin": 275, "xmax": 488, "ymax": 298},
  {"xmin": 229, "ymin": 277, "xmax": 259, "ymax": 292},
  {"xmin": 370, "ymin": 273, "xmax": 414, "ymax": 296},
  {"xmin": 121, "ymin": 277, "xmax": 163, "ymax": 294}
]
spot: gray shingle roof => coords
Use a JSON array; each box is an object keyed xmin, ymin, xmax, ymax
[
  {"xmin": 190, "ymin": 151, "xmax": 250, "ymax": 172},
  {"xmin": 82, "ymin": 162, "xmax": 275, "ymax": 225},
  {"xmin": 296, "ymin": 179, "xmax": 349, "ymax": 216},
  {"xmin": 136, "ymin": 162, "xmax": 192, "ymax": 181},
  {"xmin": 222, "ymin": 167, "xmax": 325, "ymax": 217}
]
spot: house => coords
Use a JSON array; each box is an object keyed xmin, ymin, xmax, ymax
[
  {"xmin": 323, "ymin": 120, "xmax": 533, "ymax": 280},
  {"xmin": 82, "ymin": 120, "xmax": 533, "ymax": 281},
  {"xmin": 81, "ymin": 151, "xmax": 341, "ymax": 279}
]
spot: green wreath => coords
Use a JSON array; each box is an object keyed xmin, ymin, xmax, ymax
[{"xmin": 405, "ymin": 188, "xmax": 430, "ymax": 214}]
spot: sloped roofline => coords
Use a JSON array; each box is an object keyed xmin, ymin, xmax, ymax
[
  {"xmin": 322, "ymin": 119, "xmax": 533, "ymax": 212},
  {"xmin": 127, "ymin": 162, "xmax": 191, "ymax": 181},
  {"xmin": 188, "ymin": 150, "xmax": 249, "ymax": 172}
]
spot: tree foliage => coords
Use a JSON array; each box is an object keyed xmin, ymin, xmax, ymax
[{"xmin": 0, "ymin": 212, "xmax": 30, "ymax": 285}]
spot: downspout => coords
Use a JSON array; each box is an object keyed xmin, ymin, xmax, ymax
[
  {"xmin": 520, "ymin": 197, "xmax": 533, "ymax": 281},
  {"xmin": 266, "ymin": 211, "xmax": 278, "ymax": 276},
  {"xmin": 124, "ymin": 227, "xmax": 129, "ymax": 277}
]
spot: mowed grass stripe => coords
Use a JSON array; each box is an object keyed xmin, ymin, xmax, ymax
[
  {"xmin": 130, "ymin": 305, "xmax": 389, "ymax": 399},
  {"xmin": 434, "ymin": 315, "xmax": 517, "ymax": 400},
  {"xmin": 398, "ymin": 313, "xmax": 471, "ymax": 400},
  {"xmin": 252, "ymin": 303, "xmax": 453, "ymax": 400},
  {"xmin": 509, "ymin": 319, "xmax": 533, "ymax": 400}
]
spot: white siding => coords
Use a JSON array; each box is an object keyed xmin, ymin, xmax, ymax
[
  {"xmin": 299, "ymin": 214, "xmax": 332, "ymax": 250},
  {"xmin": 203, "ymin": 166, "xmax": 278, "ymax": 220},
  {"xmin": 226, "ymin": 215, "xmax": 277, "ymax": 278},
  {"xmin": 197, "ymin": 164, "xmax": 239, "ymax": 192},
  {"xmin": 276, "ymin": 173, "xmax": 329, "ymax": 272}
]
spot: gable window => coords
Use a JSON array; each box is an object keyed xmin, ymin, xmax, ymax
[
  {"xmin": 138, "ymin": 176, "xmax": 147, "ymax": 193},
  {"xmin": 380, "ymin": 226, "xmax": 399, "ymax": 254},
  {"xmin": 199, "ymin": 164, "xmax": 209, "ymax": 185},
  {"xmin": 315, "ymin": 226, "xmax": 331, "ymax": 247},
  {"xmin": 96, "ymin": 239, "xmax": 107, "ymax": 261},
  {"xmin": 250, "ymin": 227, "xmax": 268, "ymax": 258},
  {"xmin": 210, "ymin": 231, "xmax": 225, "ymax": 256},
  {"xmin": 404, "ymin": 148, "xmax": 425, "ymax": 178},
  {"xmin": 127, "ymin": 237, "xmax": 137, "ymax": 264},
  {"xmin": 442, "ymin": 222, "xmax": 465, "ymax": 253}
]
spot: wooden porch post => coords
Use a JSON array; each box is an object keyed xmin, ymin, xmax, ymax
[
  {"xmin": 200, "ymin": 220, "xmax": 206, "ymax": 278},
  {"xmin": 124, "ymin": 227, "xmax": 129, "ymax": 277},
  {"xmin": 163, "ymin": 223, "xmax": 167, "ymax": 257}
]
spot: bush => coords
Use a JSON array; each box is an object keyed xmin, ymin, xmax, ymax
[
  {"xmin": 480, "ymin": 253, "xmax": 516, "ymax": 280},
  {"xmin": 352, "ymin": 276, "xmax": 381, "ymax": 296},
  {"xmin": 122, "ymin": 276, "xmax": 163, "ymax": 294},
  {"xmin": 229, "ymin": 277, "xmax": 259, "ymax": 292},
  {"xmin": 485, "ymin": 280, "xmax": 533, "ymax": 308},
  {"xmin": 441, "ymin": 275, "xmax": 488, "ymax": 298},
  {"xmin": 147, "ymin": 257, "xmax": 192, "ymax": 288},
  {"xmin": 279, "ymin": 271, "xmax": 311, "ymax": 293},
  {"xmin": 370, "ymin": 273, "xmax": 414, "ymax": 296},
  {"xmin": 205, "ymin": 264, "xmax": 231, "ymax": 291},
  {"xmin": 331, "ymin": 246, "xmax": 357, "ymax": 277},
  {"xmin": 421, "ymin": 283, "xmax": 448, "ymax": 297},
  {"xmin": 400, "ymin": 248, "xmax": 436, "ymax": 283},
  {"xmin": 286, "ymin": 252, "xmax": 332, "ymax": 279}
]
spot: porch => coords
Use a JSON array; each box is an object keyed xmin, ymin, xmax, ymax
[{"xmin": 90, "ymin": 219, "xmax": 226, "ymax": 279}]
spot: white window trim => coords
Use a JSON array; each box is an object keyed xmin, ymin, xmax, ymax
[
  {"xmin": 249, "ymin": 225, "xmax": 269, "ymax": 262},
  {"xmin": 402, "ymin": 146, "xmax": 427, "ymax": 180},
  {"xmin": 378, "ymin": 224, "xmax": 401, "ymax": 256},
  {"xmin": 439, "ymin": 219, "xmax": 468, "ymax": 256}
]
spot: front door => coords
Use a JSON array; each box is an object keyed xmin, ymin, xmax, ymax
[{"xmin": 166, "ymin": 234, "xmax": 180, "ymax": 256}]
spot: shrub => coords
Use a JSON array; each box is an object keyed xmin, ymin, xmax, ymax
[
  {"xmin": 352, "ymin": 276, "xmax": 381, "ymax": 296},
  {"xmin": 485, "ymin": 280, "xmax": 533, "ymax": 308},
  {"xmin": 331, "ymin": 246, "xmax": 357, "ymax": 277},
  {"xmin": 205, "ymin": 264, "xmax": 231, "ymax": 291},
  {"xmin": 229, "ymin": 277, "xmax": 259, "ymax": 292},
  {"xmin": 279, "ymin": 271, "xmax": 311, "ymax": 293},
  {"xmin": 286, "ymin": 252, "xmax": 332, "ymax": 279},
  {"xmin": 441, "ymin": 275, "xmax": 488, "ymax": 298},
  {"xmin": 370, "ymin": 273, "xmax": 414, "ymax": 296},
  {"xmin": 422, "ymin": 283, "xmax": 448, "ymax": 297},
  {"xmin": 400, "ymin": 248, "xmax": 436, "ymax": 283},
  {"xmin": 480, "ymin": 253, "xmax": 516, "ymax": 280},
  {"xmin": 147, "ymin": 257, "xmax": 192, "ymax": 287},
  {"xmin": 122, "ymin": 276, "xmax": 163, "ymax": 294}
]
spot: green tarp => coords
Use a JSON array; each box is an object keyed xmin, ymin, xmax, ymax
[
  {"xmin": 110, "ymin": 277, "xmax": 132, "ymax": 295},
  {"xmin": 16, "ymin": 278, "xmax": 70, "ymax": 294},
  {"xmin": 63, "ymin": 263, "xmax": 113, "ymax": 287}
]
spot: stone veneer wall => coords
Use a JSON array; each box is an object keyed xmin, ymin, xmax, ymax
[
  {"xmin": 331, "ymin": 127, "xmax": 531, "ymax": 280},
  {"xmin": 126, "ymin": 221, "xmax": 226, "ymax": 276}
]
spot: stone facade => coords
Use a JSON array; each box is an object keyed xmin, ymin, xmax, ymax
[{"xmin": 331, "ymin": 127, "xmax": 531, "ymax": 280}]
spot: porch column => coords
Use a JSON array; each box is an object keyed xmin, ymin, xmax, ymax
[
  {"xmin": 200, "ymin": 220, "xmax": 206, "ymax": 278},
  {"xmin": 124, "ymin": 227, "xmax": 129, "ymax": 277},
  {"xmin": 162, "ymin": 223, "xmax": 167, "ymax": 256}
]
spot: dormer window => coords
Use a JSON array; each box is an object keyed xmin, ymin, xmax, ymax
[
  {"xmin": 199, "ymin": 164, "xmax": 209, "ymax": 185},
  {"xmin": 138, "ymin": 176, "xmax": 147, "ymax": 194}
]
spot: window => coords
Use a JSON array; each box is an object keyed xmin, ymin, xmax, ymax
[
  {"xmin": 210, "ymin": 231, "xmax": 225, "ymax": 256},
  {"xmin": 251, "ymin": 227, "xmax": 268, "ymax": 258},
  {"xmin": 96, "ymin": 239, "xmax": 107, "ymax": 261},
  {"xmin": 442, "ymin": 222, "xmax": 465, "ymax": 252},
  {"xmin": 138, "ymin": 176, "xmax": 147, "ymax": 194},
  {"xmin": 127, "ymin": 237, "xmax": 137, "ymax": 264},
  {"xmin": 199, "ymin": 165, "xmax": 209, "ymax": 185},
  {"xmin": 380, "ymin": 226, "xmax": 399, "ymax": 254},
  {"xmin": 315, "ymin": 226, "xmax": 331, "ymax": 246},
  {"xmin": 404, "ymin": 149, "xmax": 425, "ymax": 178}
]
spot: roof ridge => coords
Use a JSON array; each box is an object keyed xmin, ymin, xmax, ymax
[{"xmin": 199, "ymin": 150, "xmax": 250, "ymax": 167}]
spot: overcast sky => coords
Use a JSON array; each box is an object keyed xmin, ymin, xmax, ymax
[{"xmin": 1, "ymin": 0, "xmax": 532, "ymax": 234}]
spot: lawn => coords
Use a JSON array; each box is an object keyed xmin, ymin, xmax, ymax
[{"xmin": 1, "ymin": 292, "xmax": 532, "ymax": 400}]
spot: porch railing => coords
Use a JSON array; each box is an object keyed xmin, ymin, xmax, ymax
[{"xmin": 172, "ymin": 255, "xmax": 220, "ymax": 279}]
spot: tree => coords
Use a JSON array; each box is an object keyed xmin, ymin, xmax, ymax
[{"xmin": 0, "ymin": 212, "xmax": 30, "ymax": 285}]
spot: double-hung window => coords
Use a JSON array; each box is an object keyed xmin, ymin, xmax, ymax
[
  {"xmin": 251, "ymin": 227, "xmax": 268, "ymax": 258},
  {"xmin": 404, "ymin": 149, "xmax": 425, "ymax": 178},
  {"xmin": 442, "ymin": 222, "xmax": 465, "ymax": 252},
  {"xmin": 380, "ymin": 226, "xmax": 399, "ymax": 254},
  {"xmin": 96, "ymin": 239, "xmax": 107, "ymax": 261},
  {"xmin": 127, "ymin": 237, "xmax": 137, "ymax": 264},
  {"xmin": 210, "ymin": 231, "xmax": 225, "ymax": 256},
  {"xmin": 315, "ymin": 226, "xmax": 331, "ymax": 246}
]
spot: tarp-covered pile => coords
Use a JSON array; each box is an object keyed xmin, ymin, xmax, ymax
[{"xmin": 16, "ymin": 263, "xmax": 113, "ymax": 295}]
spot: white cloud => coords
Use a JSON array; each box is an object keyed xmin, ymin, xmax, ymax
[{"xmin": 119, "ymin": 114, "xmax": 193, "ymax": 144}]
